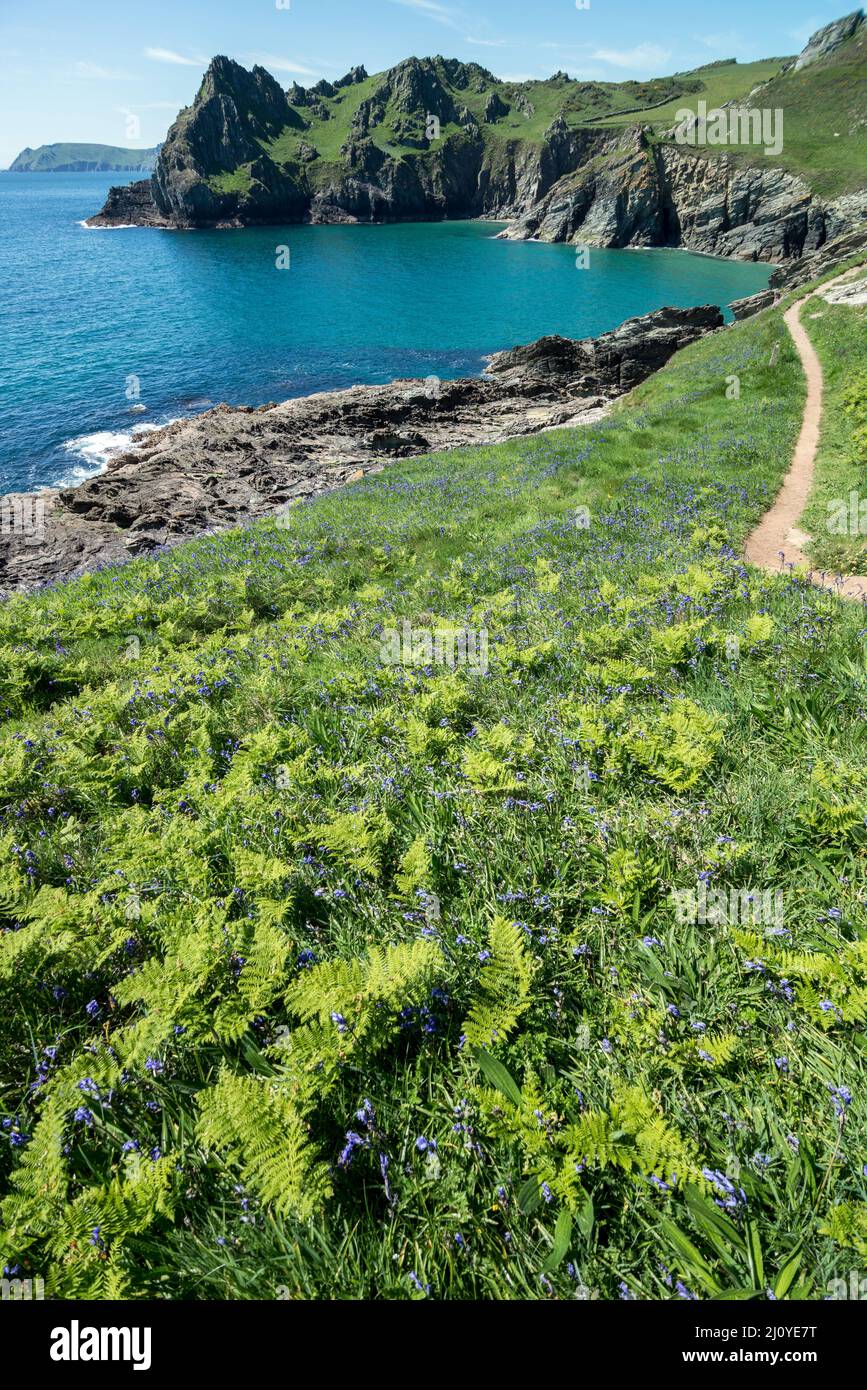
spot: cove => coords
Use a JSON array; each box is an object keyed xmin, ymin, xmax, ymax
[{"xmin": 0, "ymin": 172, "xmax": 771, "ymax": 493}]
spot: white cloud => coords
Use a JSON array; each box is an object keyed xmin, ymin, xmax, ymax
[
  {"xmin": 592, "ymin": 43, "xmax": 672, "ymax": 71},
  {"xmin": 386, "ymin": 0, "xmax": 462, "ymax": 29},
  {"xmin": 75, "ymin": 61, "xmax": 138, "ymax": 80},
  {"xmin": 248, "ymin": 53, "xmax": 322, "ymax": 76},
  {"xmin": 464, "ymin": 36, "xmax": 508, "ymax": 48},
  {"xmin": 143, "ymin": 47, "xmax": 205, "ymax": 67}
]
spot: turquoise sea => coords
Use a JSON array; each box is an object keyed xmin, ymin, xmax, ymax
[{"xmin": 0, "ymin": 172, "xmax": 771, "ymax": 494}]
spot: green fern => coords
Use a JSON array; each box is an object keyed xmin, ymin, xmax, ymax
[
  {"xmin": 281, "ymin": 938, "xmax": 441, "ymax": 1098},
  {"xmin": 196, "ymin": 1069, "xmax": 331, "ymax": 1220},
  {"xmin": 462, "ymin": 916, "xmax": 533, "ymax": 1048}
]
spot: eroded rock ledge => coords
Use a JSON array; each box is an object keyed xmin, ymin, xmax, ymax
[{"xmin": 0, "ymin": 304, "xmax": 721, "ymax": 594}]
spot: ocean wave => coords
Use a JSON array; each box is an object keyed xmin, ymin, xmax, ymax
[{"xmin": 52, "ymin": 421, "xmax": 172, "ymax": 489}]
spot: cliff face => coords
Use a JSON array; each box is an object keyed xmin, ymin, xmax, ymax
[
  {"xmin": 85, "ymin": 15, "xmax": 867, "ymax": 262},
  {"xmin": 149, "ymin": 57, "xmax": 309, "ymax": 225},
  {"xmin": 501, "ymin": 128, "xmax": 867, "ymax": 261},
  {"xmin": 792, "ymin": 8, "xmax": 864, "ymax": 68},
  {"xmin": 134, "ymin": 55, "xmax": 605, "ymax": 229}
]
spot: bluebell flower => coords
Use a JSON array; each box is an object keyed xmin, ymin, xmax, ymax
[
  {"xmin": 829, "ymin": 1085, "xmax": 852, "ymax": 1118},
  {"xmin": 338, "ymin": 1131, "xmax": 367, "ymax": 1168}
]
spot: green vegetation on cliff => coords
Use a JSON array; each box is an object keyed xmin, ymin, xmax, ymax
[
  {"xmin": 119, "ymin": 12, "xmax": 863, "ymax": 246},
  {"xmin": 645, "ymin": 22, "xmax": 867, "ymax": 198},
  {"xmin": 8, "ymin": 143, "xmax": 159, "ymax": 173}
]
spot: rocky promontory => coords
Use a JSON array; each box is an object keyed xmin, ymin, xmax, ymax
[
  {"xmin": 84, "ymin": 15, "xmax": 866, "ymax": 263},
  {"xmin": 0, "ymin": 304, "xmax": 721, "ymax": 593},
  {"xmin": 727, "ymin": 223, "xmax": 867, "ymax": 317}
]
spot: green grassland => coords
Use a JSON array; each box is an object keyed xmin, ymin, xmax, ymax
[
  {"xmin": 270, "ymin": 60, "xmax": 770, "ymax": 170},
  {"xmin": 598, "ymin": 58, "xmax": 786, "ymax": 129},
  {"xmin": 647, "ymin": 30, "xmax": 867, "ymax": 199},
  {"xmin": 801, "ymin": 292, "xmax": 867, "ymax": 573},
  {"xmin": 2, "ymin": 272, "xmax": 867, "ymax": 1300}
]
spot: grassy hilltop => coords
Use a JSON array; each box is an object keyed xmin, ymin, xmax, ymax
[
  {"xmin": 211, "ymin": 21, "xmax": 866, "ymax": 205},
  {"xmin": 1, "ymin": 257, "xmax": 867, "ymax": 1299},
  {"xmin": 8, "ymin": 144, "xmax": 159, "ymax": 173}
]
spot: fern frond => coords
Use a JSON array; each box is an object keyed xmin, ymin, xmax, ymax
[
  {"xmin": 462, "ymin": 916, "xmax": 533, "ymax": 1048},
  {"xmin": 196, "ymin": 1069, "xmax": 331, "ymax": 1220}
]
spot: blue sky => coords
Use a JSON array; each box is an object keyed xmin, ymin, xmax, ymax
[{"xmin": 0, "ymin": 0, "xmax": 845, "ymax": 166}]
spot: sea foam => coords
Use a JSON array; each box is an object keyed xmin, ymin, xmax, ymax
[{"xmin": 52, "ymin": 421, "xmax": 170, "ymax": 489}]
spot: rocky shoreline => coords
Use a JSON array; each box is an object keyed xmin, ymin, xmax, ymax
[
  {"xmin": 0, "ymin": 304, "xmax": 722, "ymax": 594},
  {"xmin": 728, "ymin": 224, "xmax": 867, "ymax": 317}
]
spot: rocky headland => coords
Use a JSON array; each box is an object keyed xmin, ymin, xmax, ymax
[
  {"xmin": 84, "ymin": 14, "xmax": 866, "ymax": 265},
  {"xmin": 0, "ymin": 304, "xmax": 721, "ymax": 594}
]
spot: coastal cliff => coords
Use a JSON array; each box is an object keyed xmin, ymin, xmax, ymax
[
  {"xmin": 85, "ymin": 13, "xmax": 867, "ymax": 263},
  {"xmin": 500, "ymin": 129, "xmax": 867, "ymax": 262}
]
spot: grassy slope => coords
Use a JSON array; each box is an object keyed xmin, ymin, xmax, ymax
[
  {"xmin": 2, "ymin": 285, "xmax": 867, "ymax": 1300},
  {"xmin": 722, "ymin": 29, "xmax": 867, "ymax": 198},
  {"xmin": 263, "ymin": 60, "xmax": 787, "ymax": 181},
  {"xmin": 800, "ymin": 290, "xmax": 867, "ymax": 572},
  {"xmin": 649, "ymin": 32, "xmax": 867, "ymax": 199},
  {"xmin": 599, "ymin": 58, "xmax": 785, "ymax": 128}
]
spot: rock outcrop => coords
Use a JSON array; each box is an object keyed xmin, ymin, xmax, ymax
[
  {"xmin": 769, "ymin": 222, "xmax": 867, "ymax": 288},
  {"xmin": 500, "ymin": 128, "xmax": 867, "ymax": 262},
  {"xmin": 85, "ymin": 17, "xmax": 867, "ymax": 264},
  {"xmin": 86, "ymin": 178, "xmax": 173, "ymax": 227},
  {"xmin": 792, "ymin": 8, "xmax": 863, "ymax": 69},
  {"xmin": 0, "ymin": 305, "xmax": 721, "ymax": 593},
  {"xmin": 728, "ymin": 223, "xmax": 867, "ymax": 315}
]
